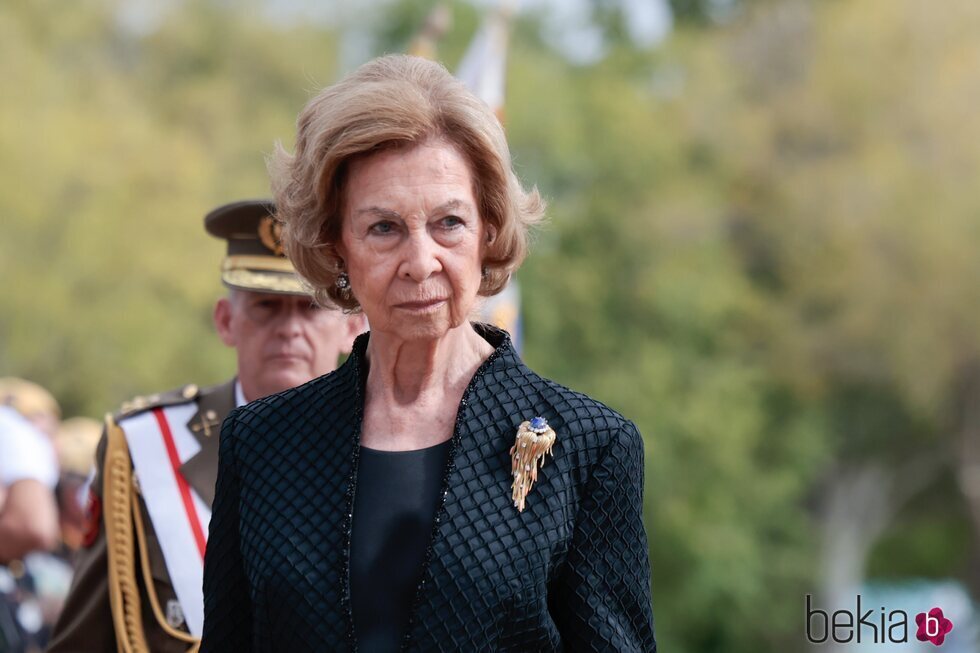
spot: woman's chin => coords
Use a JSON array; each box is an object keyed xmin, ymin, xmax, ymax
[{"xmin": 374, "ymin": 311, "xmax": 462, "ymax": 342}]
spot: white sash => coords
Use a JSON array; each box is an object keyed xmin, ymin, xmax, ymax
[{"xmin": 122, "ymin": 403, "xmax": 211, "ymax": 637}]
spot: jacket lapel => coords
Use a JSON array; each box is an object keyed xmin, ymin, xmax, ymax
[{"xmin": 180, "ymin": 380, "xmax": 235, "ymax": 508}]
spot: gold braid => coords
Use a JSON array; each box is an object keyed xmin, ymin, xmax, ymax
[
  {"xmin": 131, "ymin": 478, "xmax": 201, "ymax": 650},
  {"xmin": 103, "ymin": 414, "xmax": 149, "ymax": 653}
]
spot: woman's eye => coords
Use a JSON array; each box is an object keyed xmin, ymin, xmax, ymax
[
  {"xmin": 369, "ymin": 221, "xmax": 396, "ymax": 235},
  {"xmin": 441, "ymin": 215, "xmax": 464, "ymax": 228}
]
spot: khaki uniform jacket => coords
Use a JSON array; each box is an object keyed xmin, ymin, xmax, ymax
[{"xmin": 48, "ymin": 381, "xmax": 234, "ymax": 653}]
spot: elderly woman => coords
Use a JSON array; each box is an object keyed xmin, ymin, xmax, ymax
[{"xmin": 201, "ymin": 55, "xmax": 655, "ymax": 652}]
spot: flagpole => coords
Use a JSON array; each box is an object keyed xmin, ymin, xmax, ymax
[{"xmin": 456, "ymin": 0, "xmax": 524, "ymax": 351}]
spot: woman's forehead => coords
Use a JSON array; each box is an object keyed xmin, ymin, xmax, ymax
[{"xmin": 344, "ymin": 142, "xmax": 477, "ymax": 213}]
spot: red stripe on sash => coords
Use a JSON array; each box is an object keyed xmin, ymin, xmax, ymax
[{"xmin": 153, "ymin": 408, "xmax": 207, "ymax": 561}]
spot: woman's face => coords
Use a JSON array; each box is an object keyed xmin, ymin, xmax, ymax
[{"xmin": 337, "ymin": 139, "xmax": 486, "ymax": 341}]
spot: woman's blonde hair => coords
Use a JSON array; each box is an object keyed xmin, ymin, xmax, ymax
[{"xmin": 271, "ymin": 54, "xmax": 545, "ymax": 310}]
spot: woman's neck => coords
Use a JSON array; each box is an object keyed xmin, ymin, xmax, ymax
[
  {"xmin": 360, "ymin": 322, "xmax": 494, "ymax": 450},
  {"xmin": 364, "ymin": 322, "xmax": 493, "ymax": 404}
]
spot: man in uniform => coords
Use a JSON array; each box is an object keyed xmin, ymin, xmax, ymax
[{"xmin": 48, "ymin": 199, "xmax": 363, "ymax": 653}]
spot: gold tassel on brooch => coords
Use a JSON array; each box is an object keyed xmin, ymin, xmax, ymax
[{"xmin": 510, "ymin": 417, "xmax": 556, "ymax": 512}]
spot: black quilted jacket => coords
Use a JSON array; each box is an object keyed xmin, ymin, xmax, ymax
[{"xmin": 201, "ymin": 325, "xmax": 656, "ymax": 652}]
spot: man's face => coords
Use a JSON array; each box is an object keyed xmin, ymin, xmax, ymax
[{"xmin": 213, "ymin": 290, "xmax": 363, "ymax": 402}]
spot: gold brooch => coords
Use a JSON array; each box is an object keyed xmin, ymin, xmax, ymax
[{"xmin": 510, "ymin": 417, "xmax": 556, "ymax": 512}]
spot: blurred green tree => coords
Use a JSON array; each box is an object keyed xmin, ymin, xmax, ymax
[
  {"xmin": 0, "ymin": 0, "xmax": 339, "ymax": 416},
  {"xmin": 715, "ymin": 0, "xmax": 980, "ymax": 612}
]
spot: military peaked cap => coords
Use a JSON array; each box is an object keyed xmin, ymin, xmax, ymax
[{"xmin": 204, "ymin": 199, "xmax": 308, "ymax": 296}]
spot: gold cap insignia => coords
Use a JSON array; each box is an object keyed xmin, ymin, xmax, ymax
[{"xmin": 258, "ymin": 216, "xmax": 285, "ymax": 257}]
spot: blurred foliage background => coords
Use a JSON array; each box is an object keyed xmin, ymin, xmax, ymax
[{"xmin": 2, "ymin": 0, "xmax": 980, "ymax": 650}]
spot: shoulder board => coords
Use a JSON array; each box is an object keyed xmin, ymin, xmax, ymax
[{"xmin": 116, "ymin": 383, "xmax": 201, "ymax": 420}]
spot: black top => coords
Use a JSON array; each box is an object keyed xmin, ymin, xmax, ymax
[
  {"xmin": 201, "ymin": 324, "xmax": 656, "ymax": 652},
  {"xmin": 350, "ymin": 441, "xmax": 452, "ymax": 652}
]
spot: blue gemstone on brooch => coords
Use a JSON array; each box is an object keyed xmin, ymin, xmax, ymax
[{"xmin": 530, "ymin": 416, "xmax": 548, "ymax": 432}]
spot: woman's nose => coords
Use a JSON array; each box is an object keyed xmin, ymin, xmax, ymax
[{"xmin": 399, "ymin": 232, "xmax": 442, "ymax": 282}]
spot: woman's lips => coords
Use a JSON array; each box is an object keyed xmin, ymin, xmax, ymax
[{"xmin": 394, "ymin": 298, "xmax": 447, "ymax": 312}]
